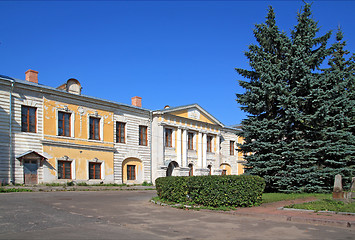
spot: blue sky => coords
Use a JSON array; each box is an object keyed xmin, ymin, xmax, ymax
[{"xmin": 1, "ymin": 1, "xmax": 354, "ymax": 126}]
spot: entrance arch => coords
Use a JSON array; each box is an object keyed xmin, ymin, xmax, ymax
[
  {"xmin": 166, "ymin": 161, "xmax": 179, "ymax": 177},
  {"xmin": 122, "ymin": 158, "xmax": 143, "ymax": 184},
  {"xmin": 220, "ymin": 163, "xmax": 232, "ymax": 175}
]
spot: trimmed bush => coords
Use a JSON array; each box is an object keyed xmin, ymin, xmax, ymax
[{"xmin": 155, "ymin": 175, "xmax": 265, "ymax": 207}]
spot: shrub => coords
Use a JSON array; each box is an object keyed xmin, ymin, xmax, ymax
[{"xmin": 155, "ymin": 175, "xmax": 265, "ymax": 207}]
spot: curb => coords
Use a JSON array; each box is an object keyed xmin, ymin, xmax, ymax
[
  {"xmin": 1, "ymin": 186, "xmax": 156, "ymax": 192},
  {"xmin": 150, "ymin": 199, "xmax": 355, "ymax": 229},
  {"xmin": 278, "ymin": 207, "xmax": 355, "ymax": 216},
  {"xmin": 228, "ymin": 210, "xmax": 355, "ymax": 229}
]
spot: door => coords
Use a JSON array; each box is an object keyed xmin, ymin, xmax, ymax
[{"xmin": 24, "ymin": 160, "xmax": 38, "ymax": 184}]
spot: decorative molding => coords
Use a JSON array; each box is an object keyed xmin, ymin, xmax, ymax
[{"xmin": 41, "ymin": 139, "xmax": 116, "ymax": 152}]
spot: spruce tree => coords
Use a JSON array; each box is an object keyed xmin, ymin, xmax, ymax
[
  {"xmin": 275, "ymin": 3, "xmax": 332, "ymax": 192},
  {"xmin": 236, "ymin": 6, "xmax": 291, "ymax": 192},
  {"xmin": 314, "ymin": 30, "xmax": 355, "ymax": 189},
  {"xmin": 234, "ymin": 3, "xmax": 353, "ymax": 192}
]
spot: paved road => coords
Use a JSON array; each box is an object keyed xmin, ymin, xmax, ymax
[{"xmin": 0, "ymin": 190, "xmax": 353, "ymax": 239}]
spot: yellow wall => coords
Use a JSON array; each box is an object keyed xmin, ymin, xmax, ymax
[
  {"xmin": 237, "ymin": 163, "xmax": 244, "ymax": 175},
  {"xmin": 170, "ymin": 110, "xmax": 214, "ymax": 124},
  {"xmin": 220, "ymin": 163, "xmax": 232, "ymax": 175},
  {"xmin": 237, "ymin": 137, "xmax": 245, "ymax": 175},
  {"xmin": 43, "ymin": 98, "xmax": 115, "ymax": 181},
  {"xmin": 122, "ymin": 158, "xmax": 143, "ymax": 184},
  {"xmin": 43, "ymin": 98, "xmax": 114, "ymax": 143},
  {"xmin": 44, "ymin": 145, "xmax": 114, "ymax": 180}
]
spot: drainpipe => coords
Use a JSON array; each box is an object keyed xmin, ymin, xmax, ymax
[
  {"xmin": 149, "ymin": 111, "xmax": 153, "ymax": 184},
  {"xmin": 9, "ymin": 80, "xmax": 14, "ymax": 184}
]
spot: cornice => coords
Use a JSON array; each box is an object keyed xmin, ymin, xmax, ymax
[{"xmin": 41, "ymin": 139, "xmax": 116, "ymax": 152}]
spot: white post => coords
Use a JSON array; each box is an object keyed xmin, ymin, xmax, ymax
[
  {"xmin": 202, "ymin": 133, "xmax": 207, "ymax": 168},
  {"xmin": 182, "ymin": 128, "xmax": 187, "ymax": 167},
  {"xmin": 198, "ymin": 132, "xmax": 203, "ymax": 168},
  {"xmin": 177, "ymin": 127, "xmax": 182, "ymax": 167},
  {"xmin": 216, "ymin": 134, "xmax": 220, "ymax": 164}
]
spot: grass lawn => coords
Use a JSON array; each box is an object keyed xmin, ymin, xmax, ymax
[
  {"xmin": 262, "ymin": 193, "xmax": 330, "ymax": 204},
  {"xmin": 285, "ymin": 199, "xmax": 355, "ymax": 213},
  {"xmin": 263, "ymin": 193, "xmax": 355, "ymax": 213}
]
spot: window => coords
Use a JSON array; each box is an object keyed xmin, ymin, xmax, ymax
[
  {"xmin": 58, "ymin": 111, "xmax": 71, "ymax": 137},
  {"xmin": 127, "ymin": 165, "xmax": 136, "ymax": 180},
  {"xmin": 207, "ymin": 136, "xmax": 213, "ymax": 152},
  {"xmin": 58, "ymin": 161, "xmax": 71, "ymax": 179},
  {"xmin": 116, "ymin": 122, "xmax": 125, "ymax": 143},
  {"xmin": 188, "ymin": 164, "xmax": 193, "ymax": 176},
  {"xmin": 21, "ymin": 106, "xmax": 36, "ymax": 133},
  {"xmin": 89, "ymin": 162, "xmax": 101, "ymax": 179},
  {"xmin": 188, "ymin": 132, "xmax": 194, "ymax": 150},
  {"xmin": 89, "ymin": 117, "xmax": 100, "ymax": 140},
  {"xmin": 165, "ymin": 128, "xmax": 172, "ymax": 147},
  {"xmin": 139, "ymin": 126, "xmax": 147, "ymax": 146},
  {"xmin": 230, "ymin": 141, "xmax": 235, "ymax": 155}
]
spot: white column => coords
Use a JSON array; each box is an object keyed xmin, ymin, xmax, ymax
[
  {"xmin": 198, "ymin": 132, "xmax": 203, "ymax": 168},
  {"xmin": 177, "ymin": 127, "xmax": 182, "ymax": 167},
  {"xmin": 202, "ymin": 133, "xmax": 207, "ymax": 168},
  {"xmin": 216, "ymin": 134, "xmax": 220, "ymax": 164},
  {"xmin": 182, "ymin": 128, "xmax": 187, "ymax": 167}
]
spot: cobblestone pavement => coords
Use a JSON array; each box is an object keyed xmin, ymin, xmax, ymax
[{"xmin": 0, "ymin": 190, "xmax": 354, "ymax": 239}]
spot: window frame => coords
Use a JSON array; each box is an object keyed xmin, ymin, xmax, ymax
[
  {"xmin": 127, "ymin": 165, "xmax": 136, "ymax": 180},
  {"xmin": 139, "ymin": 125, "xmax": 148, "ymax": 146},
  {"xmin": 207, "ymin": 135, "xmax": 213, "ymax": 152},
  {"xmin": 230, "ymin": 141, "xmax": 235, "ymax": 155},
  {"xmin": 58, "ymin": 111, "xmax": 71, "ymax": 137},
  {"xmin": 116, "ymin": 122, "xmax": 126, "ymax": 143},
  {"xmin": 89, "ymin": 162, "xmax": 101, "ymax": 180},
  {"xmin": 188, "ymin": 163, "xmax": 193, "ymax": 176},
  {"xmin": 89, "ymin": 116, "xmax": 101, "ymax": 140},
  {"xmin": 165, "ymin": 128, "xmax": 172, "ymax": 147},
  {"xmin": 58, "ymin": 160, "xmax": 72, "ymax": 179},
  {"xmin": 21, "ymin": 105, "xmax": 36, "ymax": 133},
  {"xmin": 188, "ymin": 132, "xmax": 194, "ymax": 150}
]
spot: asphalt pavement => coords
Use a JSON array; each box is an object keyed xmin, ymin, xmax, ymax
[{"xmin": 0, "ymin": 190, "xmax": 354, "ymax": 239}]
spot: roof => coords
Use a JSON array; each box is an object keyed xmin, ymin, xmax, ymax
[
  {"xmin": 0, "ymin": 75, "xmax": 151, "ymax": 112},
  {"xmin": 16, "ymin": 150, "xmax": 47, "ymax": 160}
]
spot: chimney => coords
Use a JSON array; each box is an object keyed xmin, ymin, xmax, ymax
[
  {"xmin": 25, "ymin": 69, "xmax": 38, "ymax": 84},
  {"xmin": 131, "ymin": 96, "xmax": 142, "ymax": 108}
]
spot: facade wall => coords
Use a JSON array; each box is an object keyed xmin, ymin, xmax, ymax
[
  {"xmin": 12, "ymin": 86, "xmax": 44, "ymax": 184},
  {"xmin": 0, "ymin": 81, "xmax": 11, "ymax": 184},
  {"xmin": 0, "ymin": 75, "xmax": 244, "ymax": 185},
  {"xmin": 113, "ymin": 108, "xmax": 151, "ymax": 184},
  {"xmin": 151, "ymin": 108, "xmax": 242, "ymax": 183},
  {"xmin": 41, "ymin": 95, "xmax": 115, "ymax": 183},
  {"xmin": 220, "ymin": 130, "xmax": 240, "ymax": 175}
]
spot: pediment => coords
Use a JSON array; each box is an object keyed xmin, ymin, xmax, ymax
[{"xmin": 155, "ymin": 104, "xmax": 224, "ymax": 127}]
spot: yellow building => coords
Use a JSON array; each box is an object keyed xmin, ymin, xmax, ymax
[{"xmin": 0, "ymin": 70, "xmax": 244, "ymax": 185}]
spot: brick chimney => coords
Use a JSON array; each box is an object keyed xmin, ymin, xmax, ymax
[
  {"xmin": 131, "ymin": 96, "xmax": 142, "ymax": 108},
  {"xmin": 25, "ymin": 69, "xmax": 38, "ymax": 84}
]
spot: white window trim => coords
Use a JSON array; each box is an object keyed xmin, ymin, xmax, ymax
[
  {"xmin": 87, "ymin": 113, "xmax": 103, "ymax": 141},
  {"xmin": 56, "ymin": 107, "xmax": 75, "ymax": 138},
  {"xmin": 87, "ymin": 159, "xmax": 105, "ymax": 180},
  {"xmin": 164, "ymin": 127, "xmax": 175, "ymax": 148},
  {"xmin": 115, "ymin": 121, "xmax": 127, "ymax": 144},
  {"xmin": 56, "ymin": 156, "xmax": 76, "ymax": 180},
  {"xmin": 21, "ymin": 102, "xmax": 39, "ymax": 134}
]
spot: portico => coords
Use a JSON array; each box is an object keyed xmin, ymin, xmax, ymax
[{"xmin": 151, "ymin": 104, "xmax": 240, "ymax": 182}]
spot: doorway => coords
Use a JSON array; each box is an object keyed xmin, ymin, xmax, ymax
[{"xmin": 24, "ymin": 159, "xmax": 38, "ymax": 184}]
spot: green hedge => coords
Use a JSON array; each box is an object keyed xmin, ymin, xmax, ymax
[{"xmin": 155, "ymin": 175, "xmax": 265, "ymax": 207}]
